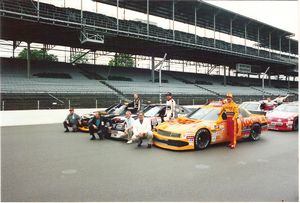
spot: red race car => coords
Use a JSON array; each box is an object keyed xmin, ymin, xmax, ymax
[{"xmin": 266, "ymin": 102, "xmax": 298, "ymax": 131}]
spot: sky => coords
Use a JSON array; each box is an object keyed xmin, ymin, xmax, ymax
[{"xmin": 206, "ymin": 0, "xmax": 298, "ymax": 40}]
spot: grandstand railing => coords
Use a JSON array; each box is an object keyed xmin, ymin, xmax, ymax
[{"xmin": 0, "ymin": 0, "xmax": 297, "ymax": 65}]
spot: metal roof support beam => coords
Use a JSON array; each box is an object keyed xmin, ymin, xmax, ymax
[
  {"xmin": 172, "ymin": 0, "xmax": 175, "ymax": 40},
  {"xmin": 116, "ymin": 0, "xmax": 119, "ymax": 32},
  {"xmin": 147, "ymin": 0, "xmax": 149, "ymax": 36},
  {"xmin": 27, "ymin": 42, "xmax": 31, "ymax": 79}
]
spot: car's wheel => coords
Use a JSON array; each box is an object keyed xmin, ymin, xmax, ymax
[
  {"xmin": 249, "ymin": 123, "xmax": 261, "ymax": 141},
  {"xmin": 194, "ymin": 129, "xmax": 211, "ymax": 150},
  {"xmin": 293, "ymin": 117, "xmax": 298, "ymax": 131}
]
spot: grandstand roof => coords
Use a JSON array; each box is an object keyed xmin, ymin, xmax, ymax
[{"xmin": 94, "ymin": 0, "xmax": 297, "ymax": 53}]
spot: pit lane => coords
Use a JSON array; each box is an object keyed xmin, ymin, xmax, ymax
[{"xmin": 1, "ymin": 123, "xmax": 298, "ymax": 202}]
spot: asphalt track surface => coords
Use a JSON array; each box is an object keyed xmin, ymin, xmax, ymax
[{"xmin": 1, "ymin": 123, "xmax": 298, "ymax": 202}]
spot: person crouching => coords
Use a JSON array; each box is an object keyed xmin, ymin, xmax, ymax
[
  {"xmin": 63, "ymin": 107, "xmax": 81, "ymax": 132},
  {"xmin": 89, "ymin": 111, "xmax": 111, "ymax": 140},
  {"xmin": 127, "ymin": 111, "xmax": 153, "ymax": 148}
]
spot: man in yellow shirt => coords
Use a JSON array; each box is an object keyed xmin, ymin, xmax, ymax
[{"xmin": 219, "ymin": 93, "xmax": 239, "ymax": 149}]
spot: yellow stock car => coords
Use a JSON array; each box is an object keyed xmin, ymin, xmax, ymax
[{"xmin": 153, "ymin": 104, "xmax": 268, "ymax": 151}]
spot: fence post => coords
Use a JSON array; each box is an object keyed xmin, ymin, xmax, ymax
[
  {"xmin": 96, "ymin": 99, "xmax": 98, "ymax": 109},
  {"xmin": 2, "ymin": 100, "xmax": 4, "ymax": 111},
  {"xmin": 37, "ymin": 100, "xmax": 40, "ymax": 110},
  {"xmin": 68, "ymin": 100, "xmax": 70, "ymax": 109}
]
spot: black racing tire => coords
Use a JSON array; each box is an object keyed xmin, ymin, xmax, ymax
[
  {"xmin": 194, "ymin": 129, "xmax": 211, "ymax": 150},
  {"xmin": 293, "ymin": 118, "xmax": 298, "ymax": 131},
  {"xmin": 249, "ymin": 123, "xmax": 261, "ymax": 141}
]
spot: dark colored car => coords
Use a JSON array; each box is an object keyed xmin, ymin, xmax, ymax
[
  {"xmin": 78, "ymin": 102, "xmax": 144, "ymax": 132},
  {"xmin": 110, "ymin": 104, "xmax": 193, "ymax": 140}
]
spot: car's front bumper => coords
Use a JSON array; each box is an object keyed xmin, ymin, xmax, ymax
[
  {"xmin": 153, "ymin": 132, "xmax": 194, "ymax": 151},
  {"xmin": 268, "ymin": 121, "xmax": 293, "ymax": 131}
]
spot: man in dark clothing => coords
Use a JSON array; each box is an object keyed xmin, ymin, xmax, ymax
[
  {"xmin": 63, "ymin": 107, "xmax": 81, "ymax": 132},
  {"xmin": 89, "ymin": 111, "xmax": 112, "ymax": 140}
]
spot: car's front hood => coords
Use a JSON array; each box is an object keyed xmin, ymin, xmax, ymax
[
  {"xmin": 267, "ymin": 111, "xmax": 298, "ymax": 119},
  {"xmin": 157, "ymin": 117, "xmax": 212, "ymax": 134}
]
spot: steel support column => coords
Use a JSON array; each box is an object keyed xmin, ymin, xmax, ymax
[
  {"xmin": 257, "ymin": 28, "xmax": 260, "ymax": 56},
  {"xmin": 195, "ymin": 62, "xmax": 197, "ymax": 74},
  {"xmin": 172, "ymin": 0, "xmax": 175, "ymax": 40},
  {"xmin": 279, "ymin": 36, "xmax": 282, "ymax": 56},
  {"xmin": 269, "ymin": 32, "xmax": 271, "ymax": 58},
  {"xmin": 288, "ymin": 38, "xmax": 291, "ymax": 60},
  {"xmin": 223, "ymin": 66, "xmax": 226, "ymax": 86},
  {"xmin": 194, "ymin": 7, "xmax": 197, "ymax": 44},
  {"xmin": 182, "ymin": 60, "xmax": 184, "ymax": 72},
  {"xmin": 151, "ymin": 56, "xmax": 155, "ymax": 83},
  {"xmin": 213, "ymin": 13, "xmax": 216, "ymax": 47},
  {"xmin": 230, "ymin": 18, "xmax": 233, "ymax": 51},
  {"xmin": 268, "ymin": 75, "xmax": 271, "ymax": 87},
  {"xmin": 147, "ymin": 0, "xmax": 149, "ymax": 36},
  {"xmin": 80, "ymin": 0, "xmax": 83, "ymax": 24},
  {"xmin": 27, "ymin": 42, "xmax": 31, "ymax": 79},
  {"xmin": 244, "ymin": 23, "xmax": 247, "ymax": 53},
  {"xmin": 117, "ymin": 0, "xmax": 119, "ymax": 31},
  {"xmin": 37, "ymin": 0, "xmax": 40, "ymax": 18}
]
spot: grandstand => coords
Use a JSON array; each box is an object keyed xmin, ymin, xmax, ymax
[{"xmin": 0, "ymin": 0, "xmax": 298, "ymax": 110}]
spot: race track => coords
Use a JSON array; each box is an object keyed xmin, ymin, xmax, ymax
[{"xmin": 1, "ymin": 124, "xmax": 298, "ymax": 202}]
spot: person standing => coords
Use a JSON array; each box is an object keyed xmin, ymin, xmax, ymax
[
  {"xmin": 124, "ymin": 111, "xmax": 134, "ymax": 142},
  {"xmin": 219, "ymin": 93, "xmax": 239, "ymax": 149},
  {"xmin": 133, "ymin": 93, "xmax": 141, "ymax": 111},
  {"xmin": 165, "ymin": 92, "xmax": 176, "ymax": 120},
  {"xmin": 88, "ymin": 111, "xmax": 111, "ymax": 140},
  {"xmin": 127, "ymin": 111, "xmax": 153, "ymax": 148},
  {"xmin": 63, "ymin": 107, "xmax": 81, "ymax": 132}
]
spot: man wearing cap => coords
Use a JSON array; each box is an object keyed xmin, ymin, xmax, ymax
[
  {"xmin": 219, "ymin": 93, "xmax": 239, "ymax": 149},
  {"xmin": 63, "ymin": 107, "xmax": 81, "ymax": 132},
  {"xmin": 165, "ymin": 92, "xmax": 176, "ymax": 120}
]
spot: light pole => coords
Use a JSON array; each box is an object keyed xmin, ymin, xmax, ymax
[
  {"xmin": 154, "ymin": 53, "xmax": 167, "ymax": 104},
  {"xmin": 262, "ymin": 66, "xmax": 270, "ymax": 99}
]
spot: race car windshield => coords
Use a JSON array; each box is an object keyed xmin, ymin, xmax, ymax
[
  {"xmin": 275, "ymin": 104, "xmax": 298, "ymax": 113},
  {"xmin": 144, "ymin": 106, "xmax": 164, "ymax": 117},
  {"xmin": 187, "ymin": 108, "xmax": 219, "ymax": 121},
  {"xmin": 240, "ymin": 103, "xmax": 259, "ymax": 111},
  {"xmin": 106, "ymin": 105, "xmax": 126, "ymax": 115}
]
